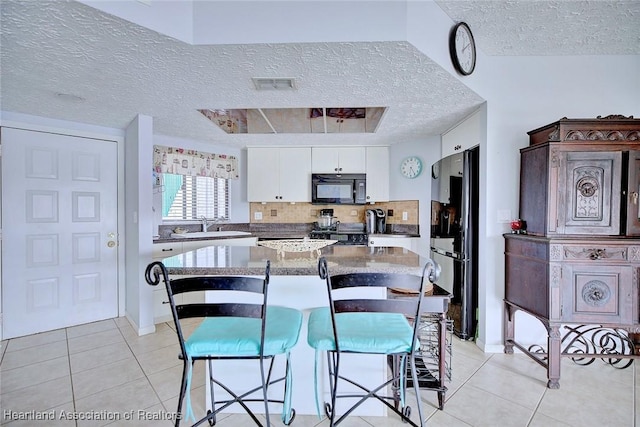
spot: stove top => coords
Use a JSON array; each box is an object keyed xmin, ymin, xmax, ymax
[{"xmin": 309, "ymin": 223, "xmax": 368, "ymax": 245}]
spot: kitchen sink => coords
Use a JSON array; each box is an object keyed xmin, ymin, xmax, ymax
[{"xmin": 171, "ymin": 231, "xmax": 252, "ymax": 239}]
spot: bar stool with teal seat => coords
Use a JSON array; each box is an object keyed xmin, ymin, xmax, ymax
[
  {"xmin": 145, "ymin": 260, "xmax": 302, "ymax": 427},
  {"xmin": 307, "ymin": 257, "xmax": 439, "ymax": 427}
]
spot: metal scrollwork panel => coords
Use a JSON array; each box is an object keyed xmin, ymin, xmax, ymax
[
  {"xmin": 527, "ymin": 325, "xmax": 636, "ymax": 369},
  {"xmin": 561, "ymin": 325, "xmax": 635, "ymax": 369}
]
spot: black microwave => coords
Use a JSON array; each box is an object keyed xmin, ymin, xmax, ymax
[{"xmin": 311, "ymin": 173, "xmax": 367, "ymax": 205}]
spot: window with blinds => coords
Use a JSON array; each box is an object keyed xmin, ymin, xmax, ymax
[{"xmin": 162, "ymin": 174, "xmax": 229, "ymax": 220}]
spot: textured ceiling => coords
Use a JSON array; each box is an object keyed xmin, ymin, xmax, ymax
[
  {"xmin": 436, "ymin": 0, "xmax": 640, "ymax": 56},
  {"xmin": 1, "ymin": 0, "xmax": 637, "ymax": 148}
]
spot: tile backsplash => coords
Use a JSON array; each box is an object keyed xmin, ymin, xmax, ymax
[{"xmin": 249, "ymin": 200, "xmax": 419, "ymax": 225}]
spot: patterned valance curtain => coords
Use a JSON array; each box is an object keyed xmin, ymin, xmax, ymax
[{"xmin": 153, "ymin": 145, "xmax": 239, "ymax": 180}]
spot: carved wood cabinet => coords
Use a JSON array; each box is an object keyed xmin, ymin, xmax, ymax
[{"xmin": 504, "ymin": 115, "xmax": 640, "ymax": 388}]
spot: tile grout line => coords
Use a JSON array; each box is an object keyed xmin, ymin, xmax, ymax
[
  {"xmin": 525, "ymin": 377, "xmax": 548, "ymax": 427},
  {"xmin": 116, "ymin": 321, "xmax": 177, "ymax": 417},
  {"xmin": 65, "ymin": 327, "xmax": 79, "ymax": 427}
]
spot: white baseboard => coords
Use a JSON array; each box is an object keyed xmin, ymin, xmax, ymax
[{"xmin": 126, "ymin": 313, "xmax": 156, "ymax": 336}]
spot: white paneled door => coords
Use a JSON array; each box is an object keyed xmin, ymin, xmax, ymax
[{"xmin": 1, "ymin": 127, "xmax": 118, "ymax": 338}]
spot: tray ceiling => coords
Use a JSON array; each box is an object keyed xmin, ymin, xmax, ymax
[{"xmin": 1, "ymin": 0, "xmax": 637, "ymax": 148}]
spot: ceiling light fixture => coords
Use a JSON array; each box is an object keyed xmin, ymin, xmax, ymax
[{"xmin": 252, "ymin": 78, "xmax": 296, "ymax": 91}]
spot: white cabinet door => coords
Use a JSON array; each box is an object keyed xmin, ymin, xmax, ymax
[
  {"xmin": 312, "ymin": 147, "xmax": 365, "ymax": 173},
  {"xmin": 365, "ymin": 146, "xmax": 389, "ymax": 202},
  {"xmin": 279, "ymin": 148, "xmax": 311, "ymax": 201},
  {"xmin": 152, "ymin": 242, "xmax": 184, "ymax": 259},
  {"xmin": 247, "ymin": 147, "xmax": 311, "ymax": 202},
  {"xmin": 311, "ymin": 147, "xmax": 338, "ymax": 172},
  {"xmin": 338, "ymin": 147, "xmax": 366, "ymax": 172},
  {"xmin": 247, "ymin": 147, "xmax": 280, "ymax": 201}
]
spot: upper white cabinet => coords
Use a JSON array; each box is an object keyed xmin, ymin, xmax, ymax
[
  {"xmin": 312, "ymin": 147, "xmax": 366, "ymax": 173},
  {"xmin": 441, "ymin": 110, "xmax": 481, "ymax": 158},
  {"xmin": 365, "ymin": 146, "xmax": 389, "ymax": 202},
  {"xmin": 247, "ymin": 147, "xmax": 311, "ymax": 202}
]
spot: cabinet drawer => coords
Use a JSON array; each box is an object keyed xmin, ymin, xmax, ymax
[
  {"xmin": 561, "ymin": 245, "xmax": 629, "ymax": 263},
  {"xmin": 561, "ymin": 264, "xmax": 634, "ymax": 324},
  {"xmin": 152, "ymin": 242, "xmax": 183, "ymax": 259},
  {"xmin": 505, "ymin": 237, "xmax": 548, "ymax": 261}
]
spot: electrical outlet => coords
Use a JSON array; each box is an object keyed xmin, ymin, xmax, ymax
[
  {"xmin": 350, "ymin": 210, "xmax": 358, "ymax": 216},
  {"xmin": 270, "ymin": 209, "xmax": 278, "ymax": 217},
  {"xmin": 387, "ymin": 209, "xmax": 394, "ymax": 217},
  {"xmin": 402, "ymin": 211, "xmax": 408, "ymax": 221},
  {"xmin": 254, "ymin": 211, "xmax": 263, "ymax": 220}
]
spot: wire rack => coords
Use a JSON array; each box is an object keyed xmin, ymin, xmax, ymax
[{"xmin": 408, "ymin": 313, "xmax": 453, "ymax": 388}]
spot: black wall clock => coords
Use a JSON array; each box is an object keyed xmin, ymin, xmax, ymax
[{"xmin": 449, "ymin": 22, "xmax": 476, "ymax": 76}]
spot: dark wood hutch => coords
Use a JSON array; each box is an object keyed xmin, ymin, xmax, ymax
[{"xmin": 504, "ymin": 115, "xmax": 640, "ymax": 388}]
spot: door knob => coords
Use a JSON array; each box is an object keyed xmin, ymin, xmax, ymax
[{"xmin": 107, "ymin": 241, "xmax": 116, "ymax": 248}]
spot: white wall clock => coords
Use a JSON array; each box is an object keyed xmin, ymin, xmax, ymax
[
  {"xmin": 449, "ymin": 22, "xmax": 476, "ymax": 76},
  {"xmin": 400, "ymin": 156, "xmax": 423, "ymax": 179}
]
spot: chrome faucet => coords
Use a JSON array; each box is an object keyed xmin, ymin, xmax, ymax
[{"xmin": 201, "ymin": 216, "xmax": 228, "ymax": 232}]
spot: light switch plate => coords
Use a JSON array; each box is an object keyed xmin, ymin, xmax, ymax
[
  {"xmin": 402, "ymin": 211, "xmax": 408, "ymax": 221},
  {"xmin": 254, "ymin": 211, "xmax": 263, "ymax": 220}
]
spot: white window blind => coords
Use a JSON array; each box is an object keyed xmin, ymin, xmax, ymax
[{"xmin": 162, "ymin": 174, "xmax": 229, "ymax": 220}]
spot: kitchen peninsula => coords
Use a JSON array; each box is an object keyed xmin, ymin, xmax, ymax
[{"xmin": 157, "ymin": 244, "xmax": 450, "ymax": 417}]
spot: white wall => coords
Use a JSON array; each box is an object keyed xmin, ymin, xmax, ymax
[
  {"xmin": 389, "ymin": 134, "xmax": 441, "ymax": 257},
  {"xmin": 403, "ymin": 0, "xmax": 640, "ymax": 351},
  {"xmin": 192, "ymin": 1, "xmax": 408, "ymax": 44},
  {"xmin": 466, "ymin": 55, "xmax": 640, "ymax": 351},
  {"xmin": 80, "ymin": 0, "xmax": 194, "ymax": 43},
  {"xmin": 124, "ymin": 115, "xmax": 155, "ymax": 335}
]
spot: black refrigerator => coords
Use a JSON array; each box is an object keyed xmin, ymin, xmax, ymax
[{"xmin": 430, "ymin": 146, "xmax": 479, "ymax": 340}]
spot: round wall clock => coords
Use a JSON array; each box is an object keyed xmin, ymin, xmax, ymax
[
  {"xmin": 400, "ymin": 156, "xmax": 423, "ymax": 179},
  {"xmin": 449, "ymin": 22, "xmax": 476, "ymax": 76}
]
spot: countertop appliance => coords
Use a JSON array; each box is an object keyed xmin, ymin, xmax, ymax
[
  {"xmin": 375, "ymin": 208, "xmax": 386, "ymax": 234},
  {"xmin": 430, "ymin": 146, "xmax": 479, "ymax": 340},
  {"xmin": 312, "ymin": 173, "xmax": 366, "ymax": 205},
  {"xmin": 365, "ymin": 209, "xmax": 376, "ymax": 234},
  {"xmin": 316, "ymin": 208, "xmax": 339, "ymax": 229},
  {"xmin": 309, "ymin": 222, "xmax": 368, "ymax": 245}
]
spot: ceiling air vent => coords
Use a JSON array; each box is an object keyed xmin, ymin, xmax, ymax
[{"xmin": 252, "ymin": 78, "xmax": 296, "ymax": 91}]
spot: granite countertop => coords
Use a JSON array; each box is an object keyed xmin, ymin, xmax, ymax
[
  {"xmin": 159, "ymin": 244, "xmax": 430, "ymax": 276},
  {"xmin": 154, "ymin": 223, "xmax": 419, "ymax": 243}
]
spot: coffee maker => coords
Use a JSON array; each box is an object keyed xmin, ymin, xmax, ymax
[{"xmin": 375, "ymin": 209, "xmax": 386, "ymax": 234}]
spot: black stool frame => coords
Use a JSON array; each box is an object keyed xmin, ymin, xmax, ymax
[
  {"xmin": 145, "ymin": 260, "xmax": 295, "ymax": 427},
  {"xmin": 318, "ymin": 257, "xmax": 439, "ymax": 427}
]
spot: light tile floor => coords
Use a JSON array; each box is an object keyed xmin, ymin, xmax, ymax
[{"xmin": 1, "ymin": 318, "xmax": 638, "ymax": 427}]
